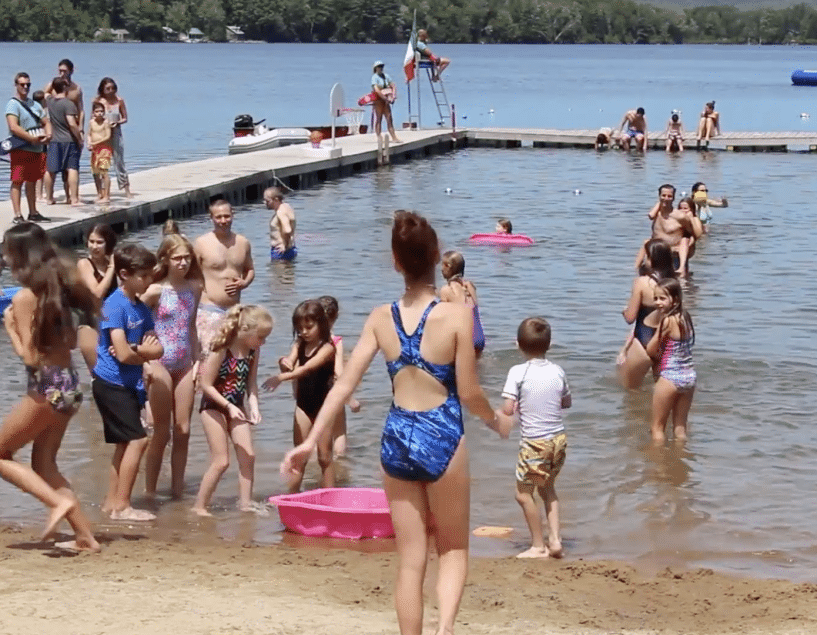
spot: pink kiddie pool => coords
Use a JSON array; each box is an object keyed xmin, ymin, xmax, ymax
[
  {"xmin": 469, "ymin": 233, "xmax": 535, "ymax": 246},
  {"xmin": 269, "ymin": 488, "xmax": 395, "ymax": 539}
]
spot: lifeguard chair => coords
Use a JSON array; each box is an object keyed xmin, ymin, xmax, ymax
[{"xmin": 407, "ymin": 53, "xmax": 451, "ymax": 129}]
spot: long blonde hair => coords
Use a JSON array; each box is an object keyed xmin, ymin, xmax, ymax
[
  {"xmin": 153, "ymin": 233, "xmax": 202, "ymax": 283},
  {"xmin": 210, "ymin": 304, "xmax": 274, "ymax": 352}
]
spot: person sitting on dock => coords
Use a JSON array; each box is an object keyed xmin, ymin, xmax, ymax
[
  {"xmin": 193, "ymin": 200, "xmax": 255, "ymax": 357},
  {"xmin": 415, "ymin": 29, "xmax": 450, "ymax": 82},
  {"xmin": 265, "ymin": 186, "xmax": 296, "ymax": 261},
  {"xmin": 619, "ymin": 107, "xmax": 648, "ymax": 152},
  {"xmin": 665, "ymin": 112, "xmax": 685, "ymax": 153},
  {"xmin": 371, "ymin": 61, "xmax": 401, "ymax": 144},
  {"xmin": 696, "ymin": 101, "xmax": 720, "ymax": 149}
]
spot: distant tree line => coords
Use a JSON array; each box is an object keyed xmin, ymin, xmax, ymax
[{"xmin": 2, "ymin": 0, "xmax": 817, "ymax": 44}]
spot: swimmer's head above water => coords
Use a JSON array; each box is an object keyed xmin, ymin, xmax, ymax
[{"xmin": 496, "ymin": 218, "xmax": 513, "ymax": 234}]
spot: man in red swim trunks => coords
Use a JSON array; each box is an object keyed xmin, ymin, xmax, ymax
[
  {"xmin": 415, "ymin": 29, "xmax": 450, "ymax": 81},
  {"xmin": 5, "ymin": 71, "xmax": 52, "ymax": 223}
]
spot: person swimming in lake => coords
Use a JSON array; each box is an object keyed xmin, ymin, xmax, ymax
[
  {"xmin": 691, "ymin": 181, "xmax": 727, "ymax": 226},
  {"xmin": 496, "ymin": 218, "xmax": 512, "ymax": 234}
]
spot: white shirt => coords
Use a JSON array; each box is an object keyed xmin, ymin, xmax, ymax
[{"xmin": 502, "ymin": 358, "xmax": 570, "ymax": 440}]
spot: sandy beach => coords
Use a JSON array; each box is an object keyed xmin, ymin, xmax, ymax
[{"xmin": 1, "ymin": 522, "xmax": 815, "ymax": 635}]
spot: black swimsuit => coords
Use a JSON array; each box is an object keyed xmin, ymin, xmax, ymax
[{"xmin": 295, "ymin": 341, "xmax": 335, "ymax": 421}]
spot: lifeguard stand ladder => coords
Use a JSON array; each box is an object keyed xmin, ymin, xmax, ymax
[{"xmin": 407, "ymin": 55, "xmax": 451, "ymax": 129}]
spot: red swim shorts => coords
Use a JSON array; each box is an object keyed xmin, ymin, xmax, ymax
[{"xmin": 9, "ymin": 149, "xmax": 45, "ymax": 184}]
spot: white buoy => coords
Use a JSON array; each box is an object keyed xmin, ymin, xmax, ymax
[
  {"xmin": 573, "ymin": 189, "xmax": 581, "ymax": 195},
  {"xmin": 680, "ymin": 191, "xmax": 687, "ymax": 197},
  {"xmin": 444, "ymin": 188, "xmax": 453, "ymax": 194},
  {"xmin": 462, "ymin": 115, "xmax": 468, "ymax": 119},
  {"xmin": 488, "ymin": 108, "xmax": 495, "ymax": 114},
  {"xmin": 800, "ymin": 112, "xmax": 810, "ymax": 119}
]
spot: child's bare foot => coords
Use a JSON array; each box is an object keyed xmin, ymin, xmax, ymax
[
  {"xmin": 110, "ymin": 507, "xmax": 156, "ymax": 521},
  {"xmin": 70, "ymin": 200, "xmax": 84, "ymax": 207},
  {"xmin": 239, "ymin": 501, "xmax": 270, "ymax": 517},
  {"xmin": 191, "ymin": 506, "xmax": 212, "ymax": 517},
  {"xmin": 42, "ymin": 497, "xmax": 77, "ymax": 540},
  {"xmin": 547, "ymin": 539, "xmax": 563, "ymax": 559},
  {"xmin": 517, "ymin": 546, "xmax": 549, "ymax": 559},
  {"xmin": 46, "ymin": 198, "xmax": 56, "ymax": 205},
  {"xmin": 674, "ymin": 427, "xmax": 688, "ymax": 441},
  {"xmin": 54, "ymin": 538, "xmax": 102, "ymax": 553},
  {"xmin": 94, "ymin": 195, "xmax": 103, "ymax": 203},
  {"xmin": 99, "ymin": 197, "xmax": 110, "ymax": 204}
]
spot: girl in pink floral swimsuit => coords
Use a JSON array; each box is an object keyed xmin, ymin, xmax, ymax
[{"xmin": 140, "ymin": 232, "xmax": 203, "ymax": 498}]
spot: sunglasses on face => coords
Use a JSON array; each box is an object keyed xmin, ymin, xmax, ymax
[{"xmin": 17, "ymin": 82, "xmax": 31, "ymax": 88}]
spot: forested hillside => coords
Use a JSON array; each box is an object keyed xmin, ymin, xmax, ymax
[{"xmin": 2, "ymin": 0, "xmax": 817, "ymax": 44}]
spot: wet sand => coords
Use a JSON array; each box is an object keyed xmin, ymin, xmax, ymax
[{"xmin": 2, "ymin": 523, "xmax": 816, "ymax": 634}]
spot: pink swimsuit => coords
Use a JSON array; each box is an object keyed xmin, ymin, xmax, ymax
[{"xmin": 155, "ymin": 285, "xmax": 196, "ymax": 372}]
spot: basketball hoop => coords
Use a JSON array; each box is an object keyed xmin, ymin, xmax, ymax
[{"xmin": 340, "ymin": 107, "xmax": 365, "ymax": 135}]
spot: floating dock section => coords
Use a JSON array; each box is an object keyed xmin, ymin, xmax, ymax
[
  {"xmin": 2, "ymin": 126, "xmax": 816, "ymax": 246},
  {"xmin": 465, "ymin": 128, "xmax": 817, "ymax": 152}
]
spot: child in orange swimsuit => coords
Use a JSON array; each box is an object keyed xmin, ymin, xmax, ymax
[{"xmin": 88, "ymin": 101, "xmax": 113, "ymax": 203}]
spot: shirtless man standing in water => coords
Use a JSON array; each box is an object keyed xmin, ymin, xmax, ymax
[
  {"xmin": 193, "ymin": 200, "xmax": 255, "ymax": 356},
  {"xmin": 634, "ymin": 184, "xmax": 703, "ymax": 275},
  {"xmin": 265, "ymin": 187, "xmax": 297, "ymax": 261}
]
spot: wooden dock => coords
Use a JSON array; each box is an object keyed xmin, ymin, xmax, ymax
[
  {"xmin": 464, "ymin": 128, "xmax": 817, "ymax": 152},
  {"xmin": 2, "ymin": 125, "xmax": 815, "ymax": 247},
  {"xmin": 0, "ymin": 129, "xmax": 462, "ymax": 247}
]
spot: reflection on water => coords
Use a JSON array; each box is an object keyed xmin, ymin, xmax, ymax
[{"xmin": 1, "ymin": 147, "xmax": 816, "ymax": 581}]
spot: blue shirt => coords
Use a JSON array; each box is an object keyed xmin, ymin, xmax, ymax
[
  {"xmin": 372, "ymin": 72, "xmax": 393, "ymax": 90},
  {"xmin": 4, "ymin": 97, "xmax": 46, "ymax": 152},
  {"xmin": 93, "ymin": 288, "xmax": 155, "ymax": 388},
  {"xmin": 415, "ymin": 40, "xmax": 430, "ymax": 55}
]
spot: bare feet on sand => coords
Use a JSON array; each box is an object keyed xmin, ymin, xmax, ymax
[
  {"xmin": 110, "ymin": 507, "xmax": 156, "ymax": 521},
  {"xmin": 54, "ymin": 538, "xmax": 102, "ymax": 553},
  {"xmin": 191, "ymin": 507, "xmax": 212, "ymax": 517},
  {"xmin": 517, "ymin": 546, "xmax": 550, "ymax": 559},
  {"xmin": 42, "ymin": 498, "xmax": 77, "ymax": 540},
  {"xmin": 548, "ymin": 539, "xmax": 564, "ymax": 559}
]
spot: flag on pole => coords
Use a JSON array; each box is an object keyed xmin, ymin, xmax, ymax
[{"xmin": 403, "ymin": 11, "xmax": 417, "ymax": 82}]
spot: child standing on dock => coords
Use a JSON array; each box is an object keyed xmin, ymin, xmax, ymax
[
  {"xmin": 88, "ymin": 101, "xmax": 113, "ymax": 203},
  {"xmin": 499, "ymin": 317, "xmax": 571, "ymax": 559},
  {"xmin": 193, "ymin": 305, "xmax": 271, "ymax": 516},
  {"xmin": 93, "ymin": 243, "xmax": 164, "ymax": 521},
  {"xmin": 264, "ymin": 300, "xmax": 336, "ymax": 492}
]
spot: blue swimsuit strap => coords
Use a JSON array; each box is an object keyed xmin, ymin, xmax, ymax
[{"xmin": 388, "ymin": 300, "xmax": 454, "ymax": 386}]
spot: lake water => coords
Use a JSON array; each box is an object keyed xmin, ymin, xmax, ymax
[{"xmin": 0, "ymin": 44, "xmax": 816, "ymax": 581}]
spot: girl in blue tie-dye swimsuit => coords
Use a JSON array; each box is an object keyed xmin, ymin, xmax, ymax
[
  {"xmin": 279, "ymin": 211, "xmax": 513, "ymax": 635},
  {"xmin": 141, "ymin": 232, "xmax": 202, "ymax": 498}
]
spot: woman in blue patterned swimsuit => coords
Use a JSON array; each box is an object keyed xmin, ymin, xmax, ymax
[
  {"xmin": 141, "ymin": 232, "xmax": 202, "ymax": 498},
  {"xmin": 281, "ymin": 211, "xmax": 513, "ymax": 635}
]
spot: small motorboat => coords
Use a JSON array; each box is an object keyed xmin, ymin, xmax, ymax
[{"xmin": 228, "ymin": 114, "xmax": 311, "ymax": 155}]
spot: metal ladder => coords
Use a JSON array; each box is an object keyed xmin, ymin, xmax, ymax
[{"xmin": 418, "ymin": 60, "xmax": 451, "ymax": 124}]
